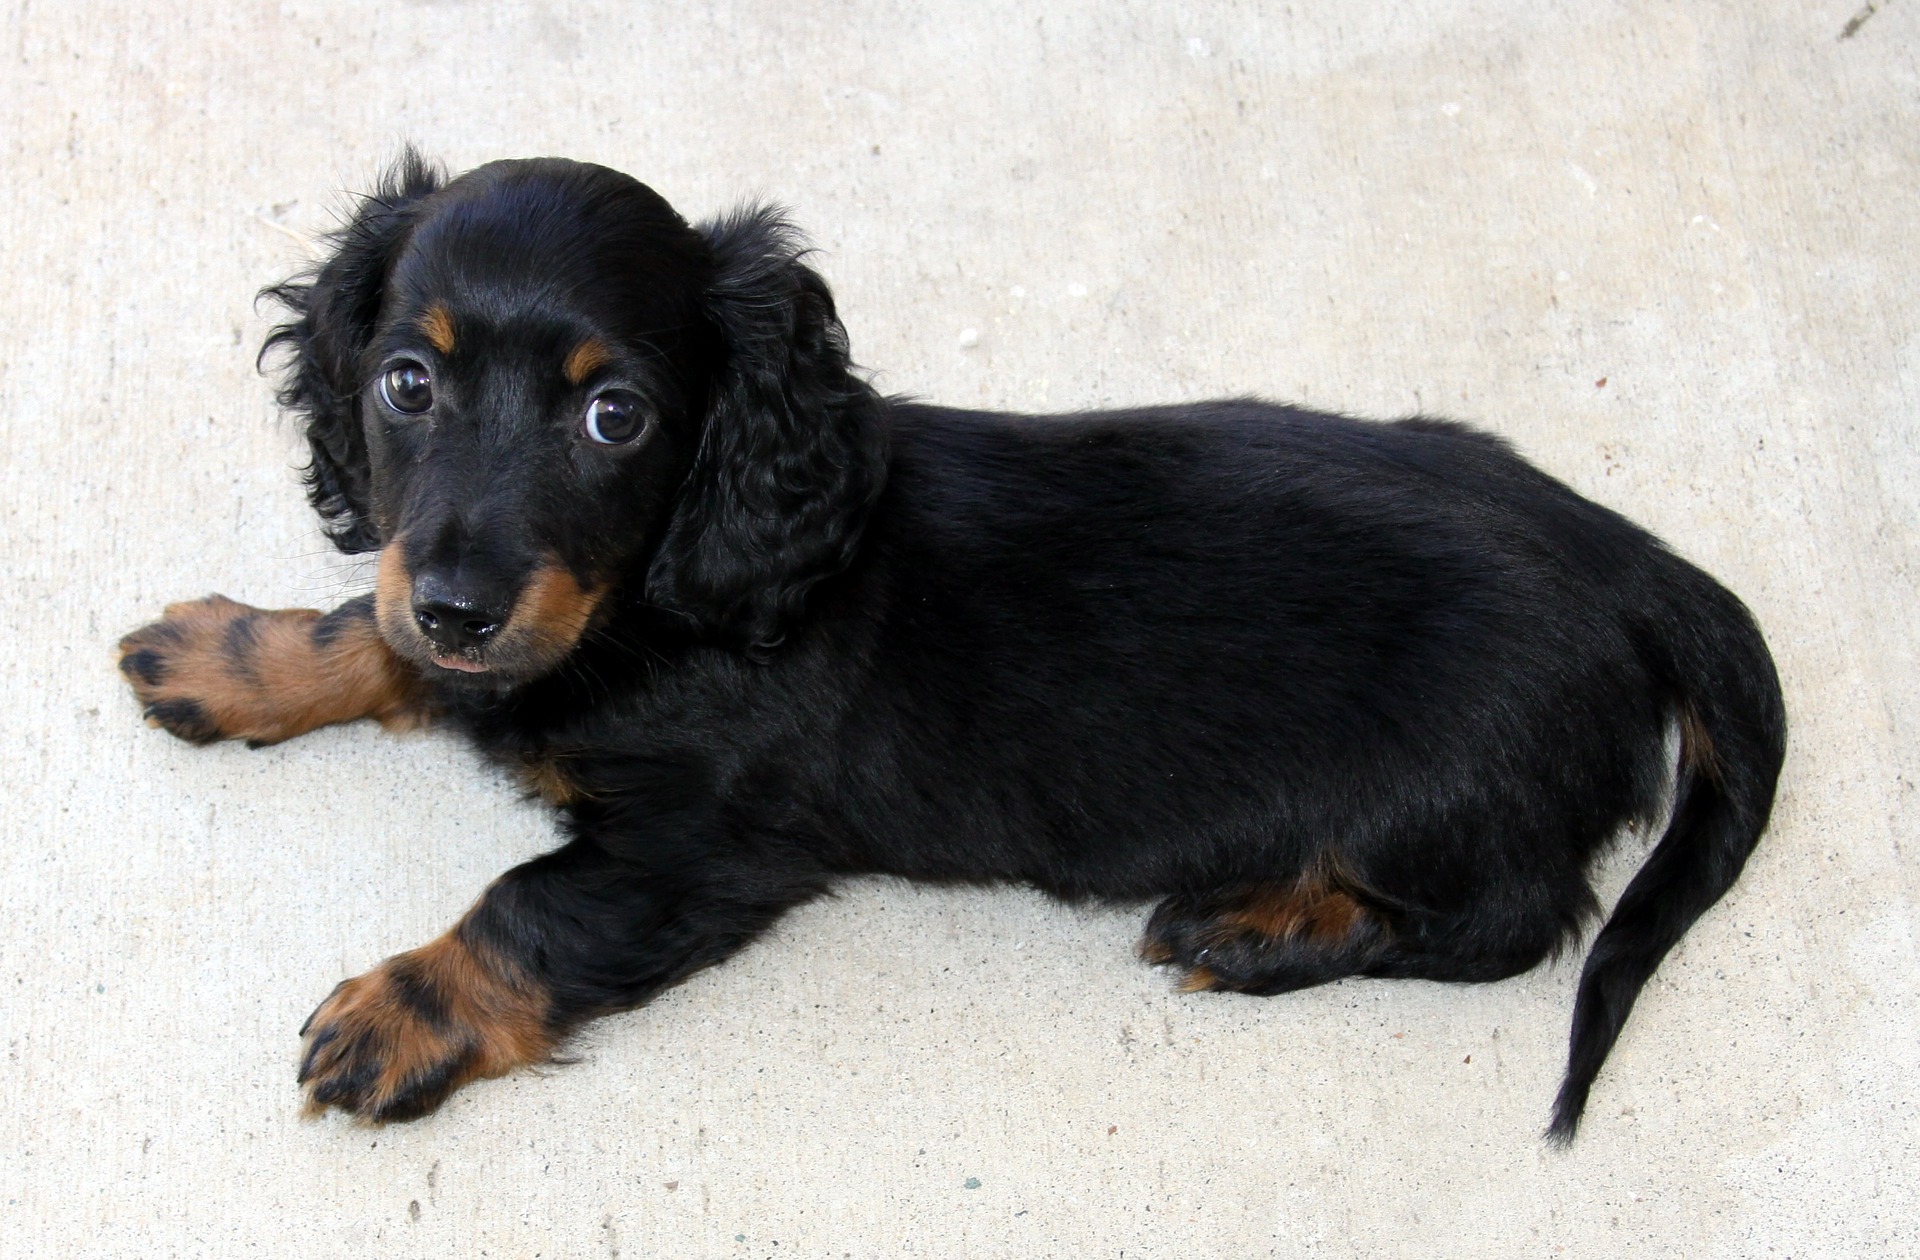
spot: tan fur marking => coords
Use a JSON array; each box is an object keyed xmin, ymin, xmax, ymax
[
  {"xmin": 1178, "ymin": 966, "xmax": 1218, "ymax": 993},
  {"xmin": 374, "ymin": 543, "xmax": 415, "ymax": 647},
  {"xmin": 516, "ymin": 754, "xmax": 583, "ymax": 807},
  {"xmin": 1222, "ymin": 878, "xmax": 1370, "ymax": 945},
  {"xmin": 420, "ymin": 304, "xmax": 456, "ymax": 355},
  {"xmin": 1680, "ymin": 704, "xmax": 1723, "ymax": 786},
  {"xmin": 119, "ymin": 593, "xmax": 425, "ymax": 745},
  {"xmin": 1300, "ymin": 889, "xmax": 1367, "ymax": 942},
  {"xmin": 300, "ymin": 923, "xmax": 553, "ymax": 1117},
  {"xmin": 1138, "ymin": 936, "xmax": 1174, "ymax": 965},
  {"xmin": 503, "ymin": 562, "xmax": 605, "ymax": 660},
  {"xmin": 563, "ymin": 337, "xmax": 612, "ymax": 385},
  {"xmin": 375, "ymin": 545, "xmax": 603, "ymax": 680}
]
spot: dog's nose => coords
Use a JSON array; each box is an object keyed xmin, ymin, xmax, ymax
[
  {"xmin": 413, "ymin": 599, "xmax": 502, "ymax": 653},
  {"xmin": 410, "ymin": 577, "xmax": 507, "ymax": 655}
]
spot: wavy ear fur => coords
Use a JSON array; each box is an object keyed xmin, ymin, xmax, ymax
[
  {"xmin": 259, "ymin": 151, "xmax": 444, "ymax": 553},
  {"xmin": 646, "ymin": 208, "xmax": 888, "ymax": 654}
]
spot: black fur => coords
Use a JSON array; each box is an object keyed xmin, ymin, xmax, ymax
[
  {"xmin": 310, "ymin": 596, "xmax": 376, "ymax": 651},
  {"xmin": 143, "ymin": 697, "xmax": 220, "ymax": 745},
  {"xmin": 259, "ymin": 151, "xmax": 445, "ymax": 553},
  {"xmin": 645, "ymin": 207, "xmax": 887, "ymax": 653},
  {"xmin": 246, "ymin": 154, "xmax": 1785, "ymax": 1138}
]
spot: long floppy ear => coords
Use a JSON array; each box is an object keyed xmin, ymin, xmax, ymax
[
  {"xmin": 258, "ymin": 151, "xmax": 444, "ymax": 554},
  {"xmin": 645, "ymin": 208, "xmax": 888, "ymax": 654}
]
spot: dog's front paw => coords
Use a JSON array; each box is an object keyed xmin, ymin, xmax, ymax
[
  {"xmin": 298, "ymin": 934, "xmax": 554, "ymax": 1121},
  {"xmin": 119, "ymin": 594, "xmax": 425, "ymax": 746},
  {"xmin": 118, "ymin": 595, "xmax": 303, "ymax": 745}
]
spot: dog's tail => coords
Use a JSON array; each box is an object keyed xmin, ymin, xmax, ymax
[{"xmin": 1549, "ymin": 555, "xmax": 1786, "ymax": 1143}]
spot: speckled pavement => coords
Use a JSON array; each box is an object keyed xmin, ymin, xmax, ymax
[{"xmin": 2, "ymin": 2, "xmax": 1915, "ymax": 1255}]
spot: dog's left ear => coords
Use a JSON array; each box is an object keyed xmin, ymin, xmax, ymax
[{"xmin": 646, "ymin": 209, "xmax": 888, "ymax": 655}]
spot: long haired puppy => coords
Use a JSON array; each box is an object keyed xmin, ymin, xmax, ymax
[{"xmin": 119, "ymin": 154, "xmax": 1785, "ymax": 1140}]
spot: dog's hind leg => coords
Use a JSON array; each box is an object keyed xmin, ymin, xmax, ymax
[
  {"xmin": 1358, "ymin": 912, "xmax": 1567, "ymax": 985},
  {"xmin": 118, "ymin": 593, "xmax": 426, "ymax": 745},
  {"xmin": 1142, "ymin": 877, "xmax": 1570, "ymax": 996},
  {"xmin": 1141, "ymin": 877, "xmax": 1393, "ymax": 995}
]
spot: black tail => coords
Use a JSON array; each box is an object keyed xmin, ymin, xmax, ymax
[{"xmin": 1548, "ymin": 562, "xmax": 1786, "ymax": 1143}]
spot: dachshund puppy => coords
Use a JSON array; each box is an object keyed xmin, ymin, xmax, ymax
[{"xmin": 119, "ymin": 155, "xmax": 1784, "ymax": 1141}]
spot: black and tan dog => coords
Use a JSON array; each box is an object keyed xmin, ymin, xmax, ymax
[{"xmin": 119, "ymin": 155, "xmax": 1784, "ymax": 1140}]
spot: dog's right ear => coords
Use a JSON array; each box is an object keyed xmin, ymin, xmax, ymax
[
  {"xmin": 259, "ymin": 151, "xmax": 443, "ymax": 554},
  {"xmin": 643, "ymin": 208, "xmax": 887, "ymax": 656}
]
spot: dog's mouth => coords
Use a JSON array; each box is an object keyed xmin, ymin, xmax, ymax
[
  {"xmin": 374, "ymin": 544, "xmax": 607, "ymax": 686},
  {"xmin": 430, "ymin": 652, "xmax": 491, "ymax": 674}
]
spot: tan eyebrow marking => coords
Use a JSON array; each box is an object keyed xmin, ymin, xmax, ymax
[
  {"xmin": 419, "ymin": 304, "xmax": 456, "ymax": 355},
  {"xmin": 563, "ymin": 337, "xmax": 612, "ymax": 385}
]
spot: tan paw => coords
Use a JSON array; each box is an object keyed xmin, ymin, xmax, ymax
[
  {"xmin": 298, "ymin": 933, "xmax": 553, "ymax": 1121},
  {"xmin": 119, "ymin": 594, "xmax": 423, "ymax": 746}
]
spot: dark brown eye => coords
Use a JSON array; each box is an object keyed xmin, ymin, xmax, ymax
[
  {"xmin": 584, "ymin": 390, "xmax": 647, "ymax": 445},
  {"xmin": 379, "ymin": 361, "xmax": 433, "ymax": 415}
]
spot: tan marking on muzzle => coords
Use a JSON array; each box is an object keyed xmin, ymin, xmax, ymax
[
  {"xmin": 503, "ymin": 563, "xmax": 605, "ymax": 659},
  {"xmin": 373, "ymin": 542, "xmax": 417, "ymax": 649},
  {"xmin": 375, "ymin": 542, "xmax": 605, "ymax": 679}
]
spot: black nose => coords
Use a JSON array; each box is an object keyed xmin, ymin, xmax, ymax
[{"xmin": 410, "ymin": 579, "xmax": 507, "ymax": 655}]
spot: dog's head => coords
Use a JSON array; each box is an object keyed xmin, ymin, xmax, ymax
[{"xmin": 263, "ymin": 153, "xmax": 885, "ymax": 685}]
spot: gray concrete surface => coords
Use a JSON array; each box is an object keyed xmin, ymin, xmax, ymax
[{"xmin": 2, "ymin": 1, "xmax": 1915, "ymax": 1255}]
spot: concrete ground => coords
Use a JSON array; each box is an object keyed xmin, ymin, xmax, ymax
[{"xmin": 2, "ymin": 1, "xmax": 1915, "ymax": 1255}]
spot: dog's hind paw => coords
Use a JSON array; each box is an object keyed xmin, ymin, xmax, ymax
[{"xmin": 1141, "ymin": 879, "xmax": 1391, "ymax": 996}]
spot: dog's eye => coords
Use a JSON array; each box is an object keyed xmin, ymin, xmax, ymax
[
  {"xmin": 379, "ymin": 361, "xmax": 434, "ymax": 415},
  {"xmin": 584, "ymin": 391, "xmax": 648, "ymax": 445}
]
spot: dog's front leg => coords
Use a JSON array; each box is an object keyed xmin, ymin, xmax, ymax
[
  {"xmin": 118, "ymin": 593, "xmax": 426, "ymax": 746},
  {"xmin": 298, "ymin": 836, "xmax": 815, "ymax": 1120}
]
